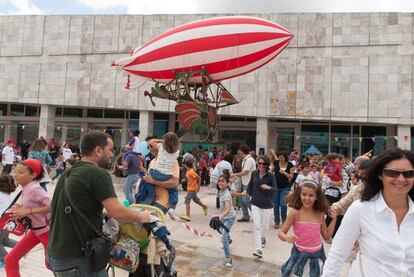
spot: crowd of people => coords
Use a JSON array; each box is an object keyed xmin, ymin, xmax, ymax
[{"xmin": 1, "ymin": 130, "xmax": 413, "ymax": 276}]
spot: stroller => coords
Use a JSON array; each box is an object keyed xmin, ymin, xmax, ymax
[{"xmin": 107, "ymin": 204, "xmax": 177, "ymax": 277}]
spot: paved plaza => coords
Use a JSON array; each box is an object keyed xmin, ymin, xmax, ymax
[{"xmin": 0, "ymin": 175, "xmax": 350, "ymax": 276}]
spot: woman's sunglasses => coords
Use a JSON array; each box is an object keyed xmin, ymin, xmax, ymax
[
  {"xmin": 383, "ymin": 168, "xmax": 414, "ymax": 179},
  {"xmin": 258, "ymin": 162, "xmax": 267, "ymax": 165}
]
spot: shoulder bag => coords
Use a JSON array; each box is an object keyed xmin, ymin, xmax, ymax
[{"xmin": 62, "ymin": 170, "xmax": 114, "ymax": 272}]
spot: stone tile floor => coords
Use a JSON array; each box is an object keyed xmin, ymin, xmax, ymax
[{"xmin": 0, "ymin": 176, "xmax": 349, "ymax": 276}]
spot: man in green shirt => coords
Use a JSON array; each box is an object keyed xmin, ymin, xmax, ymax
[{"xmin": 47, "ymin": 131, "xmax": 150, "ymax": 276}]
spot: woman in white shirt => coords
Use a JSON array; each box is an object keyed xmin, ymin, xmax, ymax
[{"xmin": 322, "ymin": 148, "xmax": 414, "ymax": 277}]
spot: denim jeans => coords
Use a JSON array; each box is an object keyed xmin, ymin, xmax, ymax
[
  {"xmin": 273, "ymin": 187, "xmax": 289, "ymax": 225},
  {"xmin": 221, "ymin": 216, "xmax": 236, "ymax": 259},
  {"xmin": 240, "ymin": 193, "xmax": 251, "ymax": 220},
  {"xmin": 124, "ymin": 173, "xmax": 140, "ymax": 204},
  {"xmin": 48, "ymin": 254, "xmax": 108, "ymax": 277},
  {"xmin": 52, "ymin": 168, "xmax": 63, "ymax": 180}
]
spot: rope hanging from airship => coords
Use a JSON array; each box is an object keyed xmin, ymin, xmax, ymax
[{"xmin": 112, "ymin": 16, "xmax": 293, "ymax": 142}]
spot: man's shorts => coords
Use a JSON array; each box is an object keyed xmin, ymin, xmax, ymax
[{"xmin": 184, "ymin": 191, "xmax": 200, "ymax": 204}]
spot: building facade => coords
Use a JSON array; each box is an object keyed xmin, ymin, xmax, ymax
[{"xmin": 0, "ymin": 13, "xmax": 413, "ymax": 158}]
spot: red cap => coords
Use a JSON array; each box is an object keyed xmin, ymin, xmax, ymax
[
  {"xmin": 22, "ymin": 159, "xmax": 42, "ymax": 178},
  {"xmin": 7, "ymin": 139, "xmax": 14, "ymax": 144}
]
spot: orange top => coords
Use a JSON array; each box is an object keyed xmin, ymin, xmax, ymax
[{"xmin": 186, "ymin": 168, "xmax": 199, "ymax": 192}]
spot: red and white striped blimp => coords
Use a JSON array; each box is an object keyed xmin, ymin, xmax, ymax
[{"xmin": 113, "ymin": 16, "xmax": 293, "ymax": 86}]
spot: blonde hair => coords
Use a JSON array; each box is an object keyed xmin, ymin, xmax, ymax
[{"xmin": 268, "ymin": 149, "xmax": 277, "ymax": 163}]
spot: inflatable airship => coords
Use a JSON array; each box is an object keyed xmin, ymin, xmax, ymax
[{"xmin": 113, "ymin": 16, "xmax": 293, "ymax": 141}]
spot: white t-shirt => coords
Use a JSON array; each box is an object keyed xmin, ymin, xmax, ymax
[
  {"xmin": 2, "ymin": 146, "xmax": 14, "ymax": 165},
  {"xmin": 241, "ymin": 154, "xmax": 256, "ymax": 188},
  {"xmin": 0, "ymin": 192, "xmax": 13, "ymax": 215},
  {"xmin": 295, "ymin": 173, "xmax": 314, "ymax": 186},
  {"xmin": 62, "ymin": 148, "xmax": 72, "ymax": 161},
  {"xmin": 152, "ymin": 143, "xmax": 179, "ymax": 175},
  {"xmin": 210, "ymin": 160, "xmax": 233, "ymax": 186},
  {"xmin": 309, "ymin": 171, "xmax": 320, "ymax": 184},
  {"xmin": 132, "ymin": 136, "xmax": 141, "ymax": 154}
]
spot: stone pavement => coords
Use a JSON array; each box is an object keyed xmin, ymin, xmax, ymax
[{"xmin": 0, "ymin": 175, "xmax": 350, "ymax": 276}]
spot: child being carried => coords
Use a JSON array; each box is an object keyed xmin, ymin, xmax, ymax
[{"xmin": 136, "ymin": 132, "xmax": 180, "ymax": 213}]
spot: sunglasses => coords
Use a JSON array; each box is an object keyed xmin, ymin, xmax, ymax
[
  {"xmin": 258, "ymin": 162, "xmax": 267, "ymax": 165},
  {"xmin": 383, "ymin": 168, "xmax": 414, "ymax": 179}
]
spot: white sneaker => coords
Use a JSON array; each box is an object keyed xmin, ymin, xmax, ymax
[
  {"xmin": 167, "ymin": 209, "xmax": 182, "ymax": 221},
  {"xmin": 225, "ymin": 258, "xmax": 233, "ymax": 269}
]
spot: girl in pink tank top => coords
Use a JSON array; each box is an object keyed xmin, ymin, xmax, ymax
[{"xmin": 278, "ymin": 180, "xmax": 337, "ymax": 276}]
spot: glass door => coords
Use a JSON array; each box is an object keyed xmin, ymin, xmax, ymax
[{"xmin": 276, "ymin": 128, "xmax": 294, "ymax": 153}]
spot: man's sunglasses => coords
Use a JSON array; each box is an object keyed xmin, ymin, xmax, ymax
[{"xmin": 383, "ymin": 168, "xmax": 414, "ymax": 179}]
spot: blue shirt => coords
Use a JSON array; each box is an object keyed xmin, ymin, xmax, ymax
[{"xmin": 124, "ymin": 150, "xmax": 141, "ymax": 175}]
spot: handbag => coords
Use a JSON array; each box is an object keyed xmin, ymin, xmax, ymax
[
  {"xmin": 62, "ymin": 170, "xmax": 114, "ymax": 272},
  {"xmin": 0, "ymin": 191, "xmax": 31, "ymax": 236},
  {"xmin": 110, "ymin": 236, "xmax": 141, "ymax": 272}
]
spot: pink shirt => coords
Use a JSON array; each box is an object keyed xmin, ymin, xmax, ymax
[
  {"xmin": 293, "ymin": 211, "xmax": 323, "ymax": 253},
  {"xmin": 21, "ymin": 181, "xmax": 51, "ymax": 235}
]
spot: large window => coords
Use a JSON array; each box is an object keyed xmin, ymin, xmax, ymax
[
  {"xmin": 129, "ymin": 111, "xmax": 139, "ymax": 119},
  {"xmin": 54, "ymin": 127, "xmax": 63, "ymax": 145},
  {"xmin": 104, "ymin": 109, "xmax": 125, "ymax": 119},
  {"xmin": 10, "ymin": 104, "xmax": 25, "ymax": 116},
  {"xmin": 87, "ymin": 109, "xmax": 103, "ymax": 118},
  {"xmin": 330, "ymin": 125, "xmax": 351, "ymax": 157},
  {"xmin": 153, "ymin": 120, "xmax": 168, "ymax": 138},
  {"xmin": 301, "ymin": 124, "xmax": 329, "ymax": 155},
  {"xmin": 276, "ymin": 128, "xmax": 294, "ymax": 153},
  {"xmin": 55, "ymin": 107, "xmax": 63, "ymax": 117},
  {"xmin": 361, "ymin": 126, "xmax": 386, "ymax": 156},
  {"xmin": 352, "ymin": 126, "xmax": 360, "ymax": 159},
  {"xmin": 16, "ymin": 124, "xmax": 39, "ymax": 144},
  {"xmin": 66, "ymin": 126, "xmax": 81, "ymax": 145},
  {"xmin": 412, "ymin": 127, "xmax": 414, "ymax": 151},
  {"xmin": 0, "ymin": 126, "xmax": 4, "ymax": 142},
  {"xmin": 25, "ymin": 105, "xmax": 39, "ymax": 117},
  {"xmin": 63, "ymin": 108, "xmax": 83, "ymax": 118},
  {"xmin": 0, "ymin": 103, "xmax": 7, "ymax": 116},
  {"xmin": 102, "ymin": 128, "xmax": 122, "ymax": 150},
  {"xmin": 220, "ymin": 130, "xmax": 256, "ymax": 155}
]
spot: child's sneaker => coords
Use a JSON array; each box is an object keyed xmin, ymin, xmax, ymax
[
  {"xmin": 203, "ymin": 205, "xmax": 209, "ymax": 216},
  {"xmin": 180, "ymin": 214, "xmax": 191, "ymax": 221},
  {"xmin": 224, "ymin": 258, "xmax": 233, "ymax": 269}
]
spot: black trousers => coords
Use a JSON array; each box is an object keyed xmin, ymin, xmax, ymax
[{"xmin": 1, "ymin": 164, "xmax": 12, "ymax": 174}]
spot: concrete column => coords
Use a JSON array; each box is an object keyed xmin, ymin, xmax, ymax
[
  {"xmin": 38, "ymin": 105, "xmax": 55, "ymax": 140},
  {"xmin": 256, "ymin": 117, "xmax": 269, "ymax": 155},
  {"xmin": 397, "ymin": 125, "xmax": 411, "ymax": 150},
  {"xmin": 168, "ymin": 113, "xmax": 176, "ymax": 132},
  {"xmin": 139, "ymin": 111, "xmax": 154, "ymax": 139}
]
